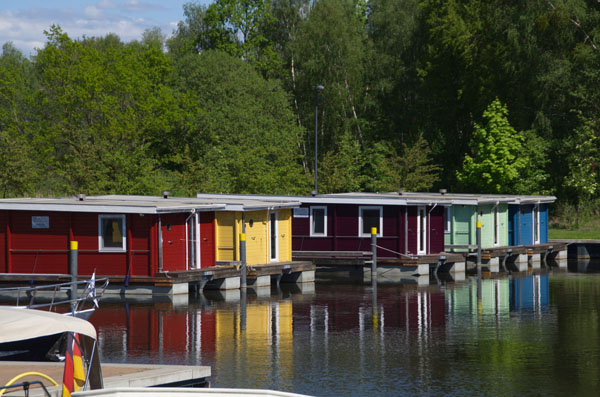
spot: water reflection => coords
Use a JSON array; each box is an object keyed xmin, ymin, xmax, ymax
[{"xmin": 90, "ymin": 271, "xmax": 600, "ymax": 395}]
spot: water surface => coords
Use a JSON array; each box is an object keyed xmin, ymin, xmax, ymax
[{"xmin": 91, "ymin": 268, "xmax": 600, "ymax": 396}]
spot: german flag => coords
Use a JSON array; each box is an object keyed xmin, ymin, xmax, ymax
[{"xmin": 62, "ymin": 332, "xmax": 86, "ymax": 397}]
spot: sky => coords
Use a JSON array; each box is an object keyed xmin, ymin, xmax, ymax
[{"xmin": 0, "ymin": 0, "xmax": 211, "ymax": 57}]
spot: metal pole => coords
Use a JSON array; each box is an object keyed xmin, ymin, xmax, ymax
[
  {"xmin": 240, "ymin": 233, "xmax": 247, "ymax": 289},
  {"xmin": 314, "ymin": 90, "xmax": 319, "ymax": 194},
  {"xmin": 476, "ymin": 220, "xmax": 482, "ymax": 304},
  {"xmin": 371, "ymin": 227, "xmax": 377, "ymax": 278},
  {"xmin": 69, "ymin": 241, "xmax": 78, "ymax": 315}
]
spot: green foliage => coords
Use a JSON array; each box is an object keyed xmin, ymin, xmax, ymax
[
  {"xmin": 169, "ymin": 0, "xmax": 282, "ymax": 77},
  {"xmin": 363, "ymin": 133, "xmax": 440, "ymax": 192},
  {"xmin": 456, "ymin": 99, "xmax": 527, "ymax": 193},
  {"xmin": 320, "ymin": 129, "xmax": 364, "ymax": 193},
  {"xmin": 564, "ymin": 114, "xmax": 599, "ymax": 201},
  {"xmin": 172, "ymin": 50, "xmax": 309, "ymax": 194},
  {"xmin": 4, "ymin": 0, "xmax": 600, "ymax": 201}
]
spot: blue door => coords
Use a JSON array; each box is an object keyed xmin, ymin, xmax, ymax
[{"xmin": 520, "ymin": 205, "xmax": 533, "ymax": 245}]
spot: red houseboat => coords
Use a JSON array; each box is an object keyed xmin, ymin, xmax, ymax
[{"xmin": 0, "ymin": 195, "xmax": 226, "ymax": 279}]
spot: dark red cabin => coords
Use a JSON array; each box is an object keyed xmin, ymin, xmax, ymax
[
  {"xmin": 0, "ymin": 196, "xmax": 223, "ymax": 277},
  {"xmin": 290, "ymin": 196, "xmax": 445, "ymax": 257},
  {"xmin": 196, "ymin": 193, "xmax": 447, "ymax": 257}
]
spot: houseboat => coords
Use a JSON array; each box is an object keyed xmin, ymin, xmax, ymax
[
  {"xmin": 0, "ymin": 195, "xmax": 301, "ymax": 289},
  {"xmin": 197, "ymin": 192, "xmax": 451, "ymax": 257}
]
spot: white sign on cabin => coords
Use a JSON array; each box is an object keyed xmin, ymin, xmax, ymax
[
  {"xmin": 293, "ymin": 207, "xmax": 309, "ymax": 218},
  {"xmin": 32, "ymin": 216, "xmax": 49, "ymax": 229}
]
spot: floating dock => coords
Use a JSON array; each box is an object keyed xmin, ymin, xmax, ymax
[
  {"xmin": 0, "ymin": 261, "xmax": 315, "ymax": 296},
  {"xmin": 293, "ymin": 242, "xmax": 569, "ymax": 278}
]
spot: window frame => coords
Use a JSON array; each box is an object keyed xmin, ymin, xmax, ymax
[
  {"xmin": 443, "ymin": 206, "xmax": 452, "ymax": 234},
  {"xmin": 310, "ymin": 206, "xmax": 328, "ymax": 237},
  {"xmin": 98, "ymin": 214, "xmax": 126, "ymax": 252},
  {"xmin": 359, "ymin": 206, "xmax": 383, "ymax": 237}
]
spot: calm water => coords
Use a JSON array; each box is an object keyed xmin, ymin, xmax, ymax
[{"xmin": 90, "ymin": 262, "xmax": 600, "ymax": 396}]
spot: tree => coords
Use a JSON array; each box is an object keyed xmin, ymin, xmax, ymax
[
  {"xmin": 168, "ymin": 0, "xmax": 281, "ymax": 77},
  {"xmin": 291, "ymin": 0, "xmax": 370, "ymax": 174},
  {"xmin": 0, "ymin": 43, "xmax": 37, "ymax": 197},
  {"xmin": 363, "ymin": 133, "xmax": 440, "ymax": 192},
  {"xmin": 564, "ymin": 114, "xmax": 599, "ymax": 226},
  {"xmin": 456, "ymin": 98, "xmax": 527, "ymax": 193},
  {"xmin": 33, "ymin": 26, "xmax": 176, "ymax": 195},
  {"xmin": 171, "ymin": 50, "xmax": 309, "ymax": 194}
]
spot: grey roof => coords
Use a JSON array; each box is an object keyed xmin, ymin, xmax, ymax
[
  {"xmin": 196, "ymin": 192, "xmax": 557, "ymax": 206},
  {"xmin": 0, "ymin": 195, "xmax": 300, "ymax": 214}
]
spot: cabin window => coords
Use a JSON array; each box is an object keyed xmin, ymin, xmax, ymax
[
  {"xmin": 359, "ymin": 206, "xmax": 382, "ymax": 237},
  {"xmin": 444, "ymin": 207, "xmax": 451, "ymax": 233},
  {"xmin": 310, "ymin": 206, "xmax": 327, "ymax": 236},
  {"xmin": 99, "ymin": 215, "xmax": 126, "ymax": 252}
]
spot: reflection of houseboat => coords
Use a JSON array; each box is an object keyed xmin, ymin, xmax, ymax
[{"xmin": 510, "ymin": 275, "xmax": 549, "ymax": 311}]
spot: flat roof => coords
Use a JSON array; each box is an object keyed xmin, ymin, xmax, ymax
[
  {"xmin": 0, "ymin": 195, "xmax": 300, "ymax": 214},
  {"xmin": 196, "ymin": 192, "xmax": 557, "ymax": 206}
]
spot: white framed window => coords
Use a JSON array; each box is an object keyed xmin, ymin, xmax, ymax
[
  {"xmin": 359, "ymin": 206, "xmax": 382, "ymax": 237},
  {"xmin": 98, "ymin": 214, "xmax": 126, "ymax": 252},
  {"xmin": 444, "ymin": 206, "xmax": 451, "ymax": 234},
  {"xmin": 310, "ymin": 206, "xmax": 327, "ymax": 236}
]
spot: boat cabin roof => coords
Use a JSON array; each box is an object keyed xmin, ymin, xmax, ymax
[{"xmin": 0, "ymin": 307, "xmax": 97, "ymax": 343}]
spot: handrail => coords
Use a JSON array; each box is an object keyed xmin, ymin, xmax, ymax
[
  {"xmin": 1, "ymin": 277, "xmax": 109, "ymax": 312},
  {"xmin": 0, "ymin": 372, "xmax": 58, "ymax": 397}
]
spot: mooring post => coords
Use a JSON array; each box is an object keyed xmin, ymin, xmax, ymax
[
  {"xmin": 371, "ymin": 227, "xmax": 377, "ymax": 279},
  {"xmin": 476, "ymin": 221, "xmax": 482, "ymax": 305},
  {"xmin": 240, "ymin": 233, "xmax": 247, "ymax": 289},
  {"xmin": 69, "ymin": 241, "xmax": 78, "ymax": 315}
]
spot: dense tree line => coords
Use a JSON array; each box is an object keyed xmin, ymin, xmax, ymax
[{"xmin": 1, "ymin": 0, "xmax": 599, "ymax": 210}]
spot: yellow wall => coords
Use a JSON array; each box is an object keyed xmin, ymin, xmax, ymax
[{"xmin": 215, "ymin": 208, "xmax": 293, "ymax": 265}]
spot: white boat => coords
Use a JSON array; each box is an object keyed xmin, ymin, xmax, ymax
[{"xmin": 0, "ymin": 306, "xmax": 103, "ymax": 396}]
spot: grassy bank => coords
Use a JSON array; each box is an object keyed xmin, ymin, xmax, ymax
[{"xmin": 549, "ymin": 203, "xmax": 600, "ymax": 240}]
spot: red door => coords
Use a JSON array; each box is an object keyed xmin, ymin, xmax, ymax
[{"xmin": 200, "ymin": 212, "xmax": 215, "ymax": 268}]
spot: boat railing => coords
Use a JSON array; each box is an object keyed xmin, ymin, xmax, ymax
[{"xmin": 0, "ymin": 276, "xmax": 109, "ymax": 314}]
